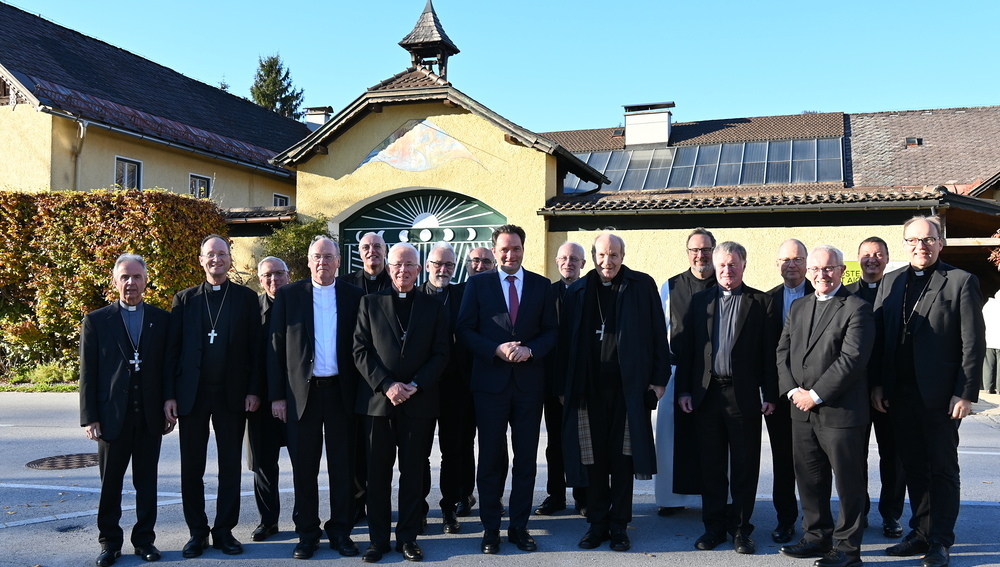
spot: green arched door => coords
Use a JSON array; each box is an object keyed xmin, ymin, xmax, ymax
[{"xmin": 340, "ymin": 189, "xmax": 506, "ymax": 283}]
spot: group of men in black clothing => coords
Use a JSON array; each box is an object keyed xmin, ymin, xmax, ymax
[{"xmin": 80, "ymin": 215, "xmax": 981, "ymax": 567}]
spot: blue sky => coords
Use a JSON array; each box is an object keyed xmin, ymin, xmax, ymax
[{"xmin": 10, "ymin": 0, "xmax": 999, "ymax": 133}]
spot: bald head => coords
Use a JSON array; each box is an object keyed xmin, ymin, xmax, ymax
[{"xmin": 556, "ymin": 241, "xmax": 586, "ymax": 284}]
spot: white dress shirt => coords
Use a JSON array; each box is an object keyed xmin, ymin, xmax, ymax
[
  {"xmin": 498, "ymin": 267, "xmax": 525, "ymax": 311},
  {"xmin": 312, "ymin": 280, "xmax": 339, "ymax": 377}
]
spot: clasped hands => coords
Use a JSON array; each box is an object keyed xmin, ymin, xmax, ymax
[
  {"xmin": 386, "ymin": 381, "xmax": 417, "ymax": 406},
  {"xmin": 495, "ymin": 341, "xmax": 531, "ymax": 363}
]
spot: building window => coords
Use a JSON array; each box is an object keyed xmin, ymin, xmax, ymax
[
  {"xmin": 114, "ymin": 157, "xmax": 142, "ymax": 189},
  {"xmin": 273, "ymin": 193, "xmax": 290, "ymax": 206},
  {"xmin": 189, "ymin": 174, "xmax": 211, "ymax": 199}
]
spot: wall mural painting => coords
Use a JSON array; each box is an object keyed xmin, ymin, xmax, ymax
[{"xmin": 359, "ymin": 119, "xmax": 481, "ymax": 172}]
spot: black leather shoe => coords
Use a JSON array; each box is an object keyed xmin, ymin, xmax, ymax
[
  {"xmin": 442, "ymin": 508, "xmax": 461, "ymax": 534},
  {"xmin": 252, "ymin": 523, "xmax": 279, "ymax": 542},
  {"xmin": 361, "ymin": 543, "xmax": 388, "ymax": 563},
  {"xmin": 182, "ymin": 536, "xmax": 209, "ymax": 558},
  {"xmin": 534, "ymin": 496, "xmax": 566, "ymax": 515},
  {"xmin": 772, "ymin": 523, "xmax": 796, "ymax": 543},
  {"xmin": 396, "ymin": 541, "xmax": 424, "ymax": 562},
  {"xmin": 456, "ymin": 495, "xmax": 476, "ymax": 517},
  {"xmin": 134, "ymin": 544, "xmax": 161, "ymax": 562},
  {"xmin": 814, "ymin": 550, "xmax": 863, "ymax": 567},
  {"xmin": 212, "ymin": 532, "xmax": 243, "ymax": 555},
  {"xmin": 781, "ymin": 540, "xmax": 832, "ymax": 558},
  {"xmin": 882, "ymin": 518, "xmax": 903, "ymax": 538},
  {"xmin": 694, "ymin": 532, "xmax": 726, "ymax": 550},
  {"xmin": 481, "ymin": 530, "xmax": 500, "ymax": 554},
  {"xmin": 331, "ymin": 535, "xmax": 359, "ymax": 557},
  {"xmin": 507, "ymin": 527, "xmax": 537, "ymax": 551},
  {"xmin": 886, "ymin": 534, "xmax": 930, "ymax": 556},
  {"xmin": 610, "ymin": 529, "xmax": 631, "ymax": 552},
  {"xmin": 734, "ymin": 534, "xmax": 756, "ymax": 554},
  {"xmin": 657, "ymin": 506, "xmax": 683, "ymax": 516},
  {"xmin": 96, "ymin": 549, "xmax": 121, "ymax": 567},
  {"xmin": 922, "ymin": 543, "xmax": 950, "ymax": 567},
  {"xmin": 293, "ymin": 539, "xmax": 319, "ymax": 560},
  {"xmin": 578, "ymin": 528, "xmax": 609, "ymax": 549}
]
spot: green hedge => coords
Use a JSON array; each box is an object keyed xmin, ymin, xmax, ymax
[{"xmin": 0, "ymin": 189, "xmax": 228, "ymax": 381}]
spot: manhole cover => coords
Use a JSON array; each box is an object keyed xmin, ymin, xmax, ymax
[{"xmin": 26, "ymin": 454, "xmax": 99, "ymax": 470}]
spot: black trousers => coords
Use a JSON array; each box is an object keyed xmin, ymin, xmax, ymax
[
  {"xmin": 865, "ymin": 407, "xmax": 905, "ymax": 521},
  {"xmin": 792, "ymin": 419, "xmax": 867, "ymax": 555},
  {"xmin": 366, "ymin": 414, "xmax": 435, "ymax": 545},
  {"xmin": 696, "ymin": 381, "xmax": 761, "ymax": 537},
  {"xmin": 246, "ymin": 408, "xmax": 286, "ymax": 526},
  {"xmin": 764, "ymin": 396, "xmax": 798, "ymax": 525},
  {"xmin": 97, "ymin": 409, "xmax": 162, "ymax": 549},
  {"xmin": 473, "ymin": 380, "xmax": 543, "ymax": 531},
  {"xmin": 543, "ymin": 393, "xmax": 586, "ymax": 505},
  {"xmin": 890, "ymin": 386, "xmax": 962, "ymax": 547},
  {"xmin": 286, "ymin": 380, "xmax": 355, "ymax": 542},
  {"xmin": 437, "ymin": 380, "xmax": 476, "ymax": 509},
  {"xmin": 179, "ymin": 386, "xmax": 245, "ymax": 538},
  {"xmin": 585, "ymin": 384, "xmax": 633, "ymax": 531}
]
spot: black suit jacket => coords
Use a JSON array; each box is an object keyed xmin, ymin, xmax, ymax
[
  {"xmin": 420, "ymin": 281, "xmax": 468, "ymax": 382},
  {"xmin": 456, "ymin": 269, "xmax": 558, "ymax": 395},
  {"xmin": 768, "ymin": 281, "xmax": 815, "ymax": 325},
  {"xmin": 164, "ymin": 281, "xmax": 260, "ymax": 415},
  {"xmin": 353, "ymin": 289, "xmax": 450, "ymax": 418},
  {"xmin": 80, "ymin": 303, "xmax": 170, "ymax": 440},
  {"xmin": 268, "ymin": 278, "xmax": 364, "ymax": 420},
  {"xmin": 777, "ymin": 287, "xmax": 874, "ymax": 427},
  {"xmin": 873, "ymin": 263, "xmax": 985, "ymax": 407},
  {"xmin": 676, "ymin": 284, "xmax": 780, "ymax": 417}
]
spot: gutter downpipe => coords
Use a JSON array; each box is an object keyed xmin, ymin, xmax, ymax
[{"xmin": 72, "ymin": 119, "xmax": 88, "ymax": 191}]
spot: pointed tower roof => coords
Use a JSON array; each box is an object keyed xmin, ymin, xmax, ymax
[{"xmin": 399, "ymin": 0, "xmax": 460, "ymax": 56}]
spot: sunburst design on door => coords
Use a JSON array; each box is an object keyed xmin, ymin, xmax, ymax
[{"xmin": 341, "ymin": 190, "xmax": 506, "ymax": 283}]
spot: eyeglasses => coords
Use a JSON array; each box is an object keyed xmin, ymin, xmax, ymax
[
  {"xmin": 428, "ymin": 261, "xmax": 456, "ymax": 269},
  {"xmin": 260, "ymin": 271, "xmax": 287, "ymax": 279},
  {"xmin": 779, "ymin": 257, "xmax": 806, "ymax": 265},
  {"xmin": 806, "ymin": 265, "xmax": 844, "ymax": 274},
  {"xmin": 687, "ymin": 247, "xmax": 714, "ymax": 255},
  {"xmin": 903, "ymin": 237, "xmax": 941, "ymax": 246},
  {"xmin": 201, "ymin": 252, "xmax": 230, "ymax": 259},
  {"xmin": 360, "ymin": 244, "xmax": 384, "ymax": 251},
  {"xmin": 556, "ymin": 256, "xmax": 583, "ymax": 263},
  {"xmin": 469, "ymin": 258, "xmax": 494, "ymax": 266},
  {"xmin": 309, "ymin": 254, "xmax": 337, "ymax": 262},
  {"xmin": 388, "ymin": 262, "xmax": 420, "ymax": 270}
]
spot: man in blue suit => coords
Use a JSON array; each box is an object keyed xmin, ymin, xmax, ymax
[{"xmin": 456, "ymin": 224, "xmax": 558, "ymax": 554}]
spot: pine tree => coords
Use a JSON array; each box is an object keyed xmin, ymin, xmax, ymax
[{"xmin": 250, "ymin": 54, "xmax": 304, "ymax": 120}]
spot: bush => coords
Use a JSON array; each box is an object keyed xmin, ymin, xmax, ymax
[
  {"xmin": 0, "ymin": 189, "xmax": 228, "ymax": 381},
  {"xmin": 21, "ymin": 361, "xmax": 78, "ymax": 384},
  {"xmin": 260, "ymin": 214, "xmax": 335, "ymax": 282}
]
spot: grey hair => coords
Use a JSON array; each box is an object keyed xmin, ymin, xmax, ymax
[
  {"xmin": 903, "ymin": 215, "xmax": 944, "ymax": 241},
  {"xmin": 388, "ymin": 242, "xmax": 420, "ymax": 262},
  {"xmin": 429, "ymin": 241, "xmax": 455, "ymax": 255},
  {"xmin": 808, "ymin": 245, "xmax": 844, "ymax": 266},
  {"xmin": 113, "ymin": 253, "xmax": 147, "ymax": 276},
  {"xmin": 557, "ymin": 241, "xmax": 586, "ymax": 259},
  {"xmin": 257, "ymin": 256, "xmax": 288, "ymax": 274},
  {"xmin": 714, "ymin": 241, "xmax": 747, "ymax": 263},
  {"xmin": 309, "ymin": 235, "xmax": 340, "ymax": 256}
]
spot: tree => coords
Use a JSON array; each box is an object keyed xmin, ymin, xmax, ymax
[
  {"xmin": 250, "ymin": 54, "xmax": 305, "ymax": 120},
  {"xmin": 260, "ymin": 215, "xmax": 334, "ymax": 282}
]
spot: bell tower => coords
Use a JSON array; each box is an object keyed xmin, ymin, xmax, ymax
[{"xmin": 398, "ymin": 0, "xmax": 460, "ymax": 81}]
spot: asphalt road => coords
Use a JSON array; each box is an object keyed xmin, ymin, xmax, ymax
[{"xmin": 1, "ymin": 392, "xmax": 998, "ymax": 567}]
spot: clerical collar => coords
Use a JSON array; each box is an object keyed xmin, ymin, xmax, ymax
[
  {"xmin": 909, "ymin": 260, "xmax": 939, "ymax": 277},
  {"xmin": 816, "ymin": 284, "xmax": 842, "ymax": 302},
  {"xmin": 398, "ymin": 292, "xmax": 407, "ymax": 298},
  {"xmin": 601, "ymin": 280, "xmax": 612, "ymax": 287},
  {"xmin": 784, "ymin": 280, "xmax": 806, "ymax": 294},
  {"xmin": 312, "ymin": 279, "xmax": 335, "ymax": 289},
  {"xmin": 867, "ymin": 281, "xmax": 878, "ymax": 288},
  {"xmin": 119, "ymin": 300, "xmax": 142, "ymax": 312},
  {"xmin": 366, "ymin": 270, "xmax": 381, "ymax": 281},
  {"xmin": 206, "ymin": 279, "xmax": 229, "ymax": 292},
  {"xmin": 719, "ymin": 284, "xmax": 743, "ymax": 297},
  {"xmin": 427, "ymin": 285, "xmax": 444, "ymax": 294}
]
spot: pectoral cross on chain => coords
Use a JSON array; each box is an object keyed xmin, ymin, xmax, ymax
[
  {"xmin": 129, "ymin": 351, "xmax": 142, "ymax": 372},
  {"xmin": 401, "ymin": 330, "xmax": 407, "ymax": 342},
  {"xmin": 208, "ymin": 329, "xmax": 218, "ymax": 344},
  {"xmin": 595, "ymin": 324, "xmax": 605, "ymax": 340}
]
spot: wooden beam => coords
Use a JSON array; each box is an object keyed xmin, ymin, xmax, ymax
[{"xmin": 946, "ymin": 237, "xmax": 1000, "ymax": 246}]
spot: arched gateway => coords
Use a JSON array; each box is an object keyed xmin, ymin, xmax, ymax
[{"xmin": 340, "ymin": 189, "xmax": 506, "ymax": 283}]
